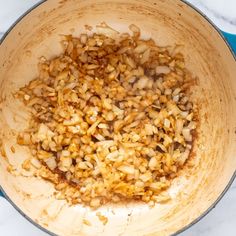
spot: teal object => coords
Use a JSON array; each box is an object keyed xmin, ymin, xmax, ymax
[{"xmin": 221, "ymin": 31, "xmax": 236, "ymax": 55}]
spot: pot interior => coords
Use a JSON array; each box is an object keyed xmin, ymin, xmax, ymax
[{"xmin": 0, "ymin": 0, "xmax": 235, "ymax": 235}]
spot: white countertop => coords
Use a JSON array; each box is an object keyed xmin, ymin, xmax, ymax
[{"xmin": 0, "ymin": 1, "xmax": 235, "ymax": 236}]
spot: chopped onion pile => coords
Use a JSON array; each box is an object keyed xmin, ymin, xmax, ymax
[{"xmin": 16, "ymin": 25, "xmax": 196, "ymax": 208}]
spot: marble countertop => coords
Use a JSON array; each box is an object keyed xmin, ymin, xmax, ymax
[{"xmin": 0, "ymin": 0, "xmax": 235, "ymax": 236}]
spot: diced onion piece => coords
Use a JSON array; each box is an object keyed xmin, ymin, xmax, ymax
[
  {"xmin": 135, "ymin": 76, "xmax": 149, "ymax": 89},
  {"xmin": 134, "ymin": 44, "xmax": 148, "ymax": 54},
  {"xmin": 182, "ymin": 128, "xmax": 192, "ymax": 142},
  {"xmin": 156, "ymin": 66, "xmax": 171, "ymax": 75},
  {"xmin": 118, "ymin": 165, "xmax": 135, "ymax": 175},
  {"xmin": 45, "ymin": 157, "xmax": 57, "ymax": 170}
]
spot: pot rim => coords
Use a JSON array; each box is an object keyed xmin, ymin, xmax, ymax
[{"xmin": 0, "ymin": 1, "xmax": 235, "ymax": 236}]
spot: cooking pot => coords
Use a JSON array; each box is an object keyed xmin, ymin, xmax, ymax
[{"xmin": 0, "ymin": 0, "xmax": 235, "ymax": 235}]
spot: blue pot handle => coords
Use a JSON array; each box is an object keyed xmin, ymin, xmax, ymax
[
  {"xmin": 0, "ymin": 189, "xmax": 4, "ymax": 198},
  {"xmin": 221, "ymin": 31, "xmax": 236, "ymax": 55}
]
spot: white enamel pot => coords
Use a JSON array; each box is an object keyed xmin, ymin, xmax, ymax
[{"xmin": 0, "ymin": 1, "xmax": 236, "ymax": 236}]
